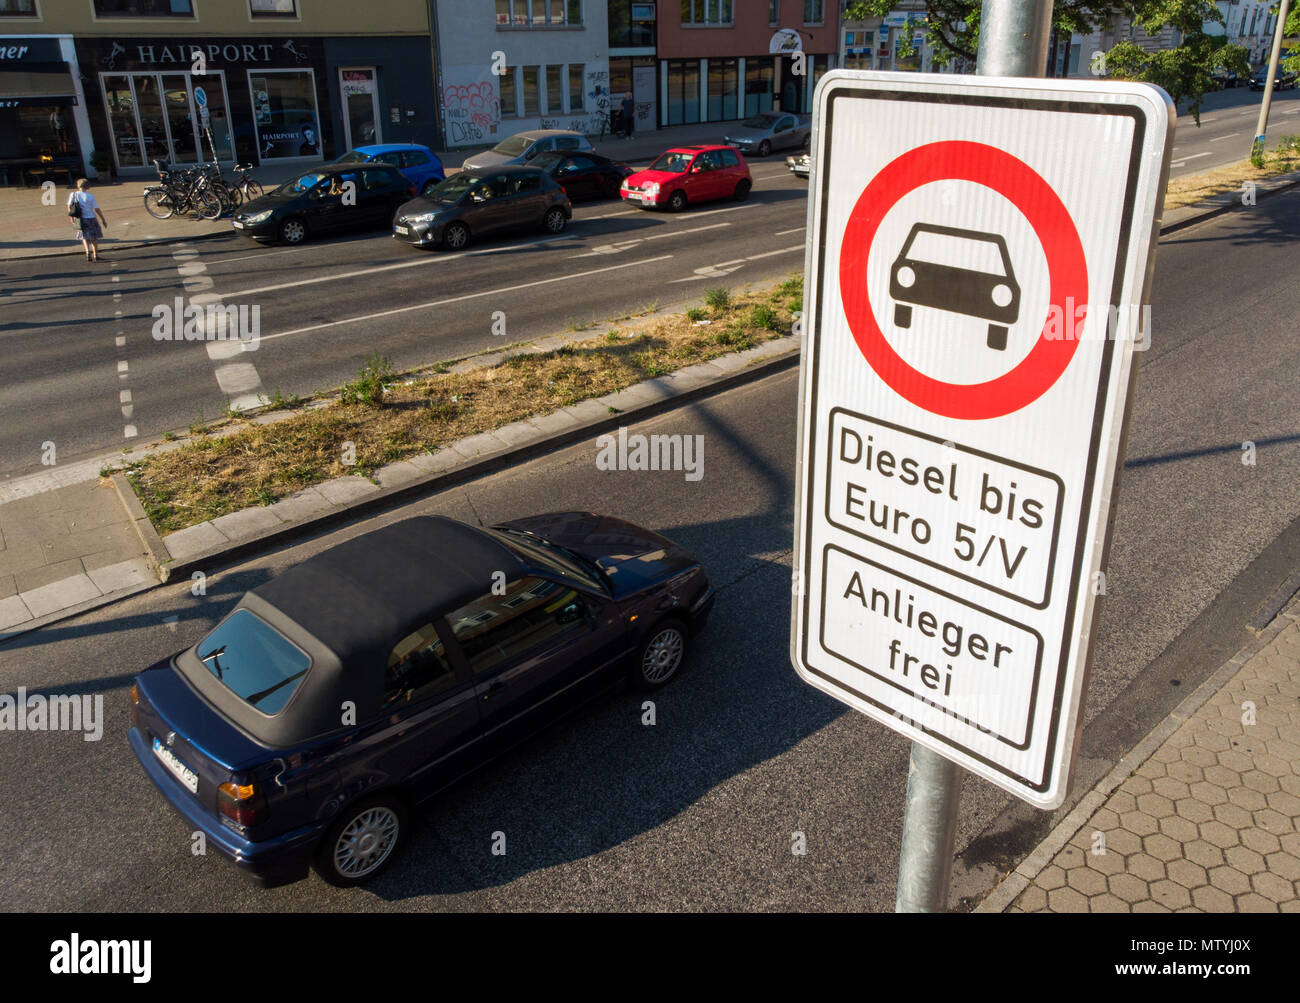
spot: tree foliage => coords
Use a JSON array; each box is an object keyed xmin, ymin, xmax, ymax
[{"xmin": 842, "ymin": 0, "xmax": 1253, "ymax": 118}]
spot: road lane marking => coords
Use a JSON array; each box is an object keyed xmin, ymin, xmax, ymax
[
  {"xmin": 253, "ymin": 254, "xmax": 675, "ymax": 344},
  {"xmin": 1208, "ymin": 132, "xmax": 1243, "ymax": 141},
  {"xmin": 774, "ymin": 226, "xmax": 806, "ymax": 236},
  {"xmin": 669, "ymin": 244, "xmax": 803, "ymax": 282},
  {"xmin": 569, "ymin": 222, "xmax": 731, "ymax": 258},
  {"xmin": 1176, "ymin": 152, "xmax": 1211, "ymax": 161}
]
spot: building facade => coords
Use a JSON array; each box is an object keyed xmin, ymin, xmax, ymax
[
  {"xmin": 435, "ymin": 0, "xmax": 611, "ymax": 149},
  {"xmin": 1, "ymin": 0, "xmax": 439, "ymax": 179},
  {"xmin": 840, "ymin": 3, "xmax": 974, "ymax": 75}
]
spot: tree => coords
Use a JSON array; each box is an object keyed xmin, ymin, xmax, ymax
[{"xmin": 842, "ymin": 0, "xmax": 1250, "ymax": 120}]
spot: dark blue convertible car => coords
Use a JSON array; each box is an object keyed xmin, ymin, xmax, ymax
[{"xmin": 129, "ymin": 514, "xmax": 713, "ymax": 887}]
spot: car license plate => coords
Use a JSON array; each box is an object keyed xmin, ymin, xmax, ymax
[
  {"xmin": 394, "ymin": 225, "xmax": 410, "ymax": 235},
  {"xmin": 232, "ymin": 220, "xmax": 244, "ymax": 229},
  {"xmin": 152, "ymin": 736, "xmax": 199, "ymax": 794}
]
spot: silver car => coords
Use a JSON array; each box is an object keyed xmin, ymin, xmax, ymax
[
  {"xmin": 461, "ymin": 129, "xmax": 595, "ymax": 171},
  {"xmin": 723, "ymin": 113, "xmax": 811, "ymax": 157}
]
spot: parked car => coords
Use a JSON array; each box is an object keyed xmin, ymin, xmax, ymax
[
  {"xmin": 129, "ymin": 514, "xmax": 713, "ymax": 888},
  {"xmin": 392, "ymin": 165, "xmax": 571, "ymax": 250},
  {"xmin": 890, "ymin": 223, "xmax": 1020, "ymax": 351},
  {"xmin": 1250, "ymin": 63, "xmax": 1297, "ymax": 90},
  {"xmin": 621, "ymin": 145, "xmax": 752, "ymax": 211},
  {"xmin": 460, "ymin": 129, "xmax": 595, "ymax": 171},
  {"xmin": 231, "ymin": 163, "xmax": 416, "ymax": 245},
  {"xmin": 1210, "ymin": 67, "xmax": 1243, "ymax": 89},
  {"xmin": 529, "ymin": 150, "xmax": 633, "ymax": 200},
  {"xmin": 786, "ymin": 151, "xmax": 812, "ymax": 179},
  {"xmin": 333, "ymin": 144, "xmax": 446, "ymax": 196},
  {"xmin": 723, "ymin": 112, "xmax": 811, "ymax": 157}
]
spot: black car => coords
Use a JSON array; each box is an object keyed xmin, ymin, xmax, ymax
[
  {"xmin": 231, "ymin": 163, "xmax": 416, "ymax": 245},
  {"xmin": 890, "ymin": 223, "xmax": 1020, "ymax": 351},
  {"xmin": 392, "ymin": 165, "xmax": 571, "ymax": 250},
  {"xmin": 129, "ymin": 514, "xmax": 713, "ymax": 887},
  {"xmin": 529, "ymin": 150, "xmax": 634, "ymax": 200},
  {"xmin": 1250, "ymin": 62, "xmax": 1297, "ymax": 90}
]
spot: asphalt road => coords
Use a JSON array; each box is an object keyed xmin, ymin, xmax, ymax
[
  {"xmin": 0, "ymin": 160, "xmax": 807, "ymax": 482},
  {"xmin": 1172, "ymin": 82, "xmax": 1300, "ymax": 175},
  {"xmin": 0, "ymin": 187, "xmax": 1296, "ymax": 912}
]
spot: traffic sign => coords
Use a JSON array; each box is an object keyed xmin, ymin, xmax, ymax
[
  {"xmin": 194, "ymin": 86, "xmax": 207, "ymax": 108},
  {"xmin": 791, "ymin": 70, "xmax": 1173, "ymax": 808}
]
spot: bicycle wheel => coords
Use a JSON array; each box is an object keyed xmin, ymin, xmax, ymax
[
  {"xmin": 144, "ymin": 188, "xmax": 174, "ymax": 220},
  {"xmin": 210, "ymin": 182, "xmax": 235, "ymax": 216},
  {"xmin": 242, "ymin": 179, "xmax": 264, "ymax": 200},
  {"xmin": 190, "ymin": 188, "xmax": 222, "ymax": 221},
  {"xmin": 218, "ymin": 178, "xmax": 242, "ymax": 211}
]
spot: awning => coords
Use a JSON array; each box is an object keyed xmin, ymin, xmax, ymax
[{"xmin": 0, "ymin": 65, "xmax": 77, "ymax": 103}]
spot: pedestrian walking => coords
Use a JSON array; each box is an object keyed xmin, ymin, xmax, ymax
[
  {"xmin": 68, "ymin": 178, "xmax": 108, "ymax": 262},
  {"xmin": 620, "ymin": 91, "xmax": 635, "ymax": 139}
]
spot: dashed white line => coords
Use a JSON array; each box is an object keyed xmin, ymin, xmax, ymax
[
  {"xmin": 774, "ymin": 226, "xmax": 806, "ymax": 236},
  {"xmin": 1209, "ymin": 132, "xmax": 1243, "ymax": 141}
]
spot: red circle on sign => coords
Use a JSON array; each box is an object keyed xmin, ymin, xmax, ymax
[{"xmin": 838, "ymin": 140, "xmax": 1088, "ymax": 420}]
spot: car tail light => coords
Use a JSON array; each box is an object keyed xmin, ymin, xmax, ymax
[
  {"xmin": 218, "ymin": 781, "xmax": 268, "ymax": 827},
  {"xmin": 559, "ymin": 186, "xmax": 567, "ymax": 195}
]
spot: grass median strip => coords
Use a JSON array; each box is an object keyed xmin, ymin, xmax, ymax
[
  {"xmin": 126, "ymin": 276, "xmax": 803, "ymax": 535},
  {"xmin": 1164, "ymin": 135, "xmax": 1300, "ymax": 210}
]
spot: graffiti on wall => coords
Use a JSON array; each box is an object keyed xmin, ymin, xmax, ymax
[{"xmin": 443, "ymin": 76, "xmax": 500, "ymax": 145}]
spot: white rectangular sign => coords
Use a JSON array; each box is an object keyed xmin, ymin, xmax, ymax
[{"xmin": 791, "ymin": 71, "xmax": 1173, "ymax": 808}]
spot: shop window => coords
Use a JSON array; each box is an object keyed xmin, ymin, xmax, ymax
[
  {"xmin": 744, "ymin": 57, "xmax": 773, "ymax": 117},
  {"xmin": 666, "ymin": 59, "xmax": 700, "ymax": 125},
  {"xmin": 681, "ymin": 0, "xmax": 733, "ymax": 26},
  {"xmin": 0, "ymin": 1, "xmax": 38, "ymax": 16},
  {"xmin": 522, "ymin": 66, "xmax": 540, "ymax": 116},
  {"xmin": 93, "ymin": 0, "xmax": 195, "ymax": 15},
  {"xmin": 250, "ymin": 70, "xmax": 321, "ymax": 159},
  {"xmin": 707, "ymin": 57, "xmax": 738, "ymax": 121},
  {"xmin": 250, "ymin": 0, "xmax": 297, "ymax": 16},
  {"xmin": 568, "ymin": 63, "xmax": 585, "ymax": 112}
]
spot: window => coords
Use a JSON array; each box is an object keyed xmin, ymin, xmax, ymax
[
  {"xmin": 568, "ymin": 63, "xmax": 585, "ymax": 112},
  {"xmin": 511, "ymin": 173, "xmax": 543, "ymax": 193},
  {"xmin": 94, "ymin": 0, "xmax": 194, "ymax": 15},
  {"xmin": 681, "ymin": 0, "xmax": 733, "ymax": 26},
  {"xmin": 744, "ymin": 56, "xmax": 774, "ymax": 116},
  {"xmin": 707, "ymin": 57, "xmax": 738, "ymax": 120},
  {"xmin": 769, "ymin": 0, "xmax": 779, "ymax": 25},
  {"xmin": 555, "ymin": 134, "xmax": 580, "ymax": 149},
  {"xmin": 546, "ymin": 63, "xmax": 562, "ymax": 114},
  {"xmin": 401, "ymin": 149, "xmax": 430, "ymax": 168},
  {"xmin": 500, "ymin": 67, "xmax": 517, "ymax": 117},
  {"xmin": 448, "ymin": 577, "xmax": 583, "ymax": 675},
  {"xmin": 196, "ymin": 609, "xmax": 311, "ymax": 716},
  {"xmin": 495, "ymin": 0, "xmax": 582, "ymax": 25},
  {"xmin": 250, "ymin": 70, "xmax": 321, "ymax": 159},
  {"xmin": 522, "ymin": 65, "xmax": 540, "ymax": 115},
  {"xmin": 695, "ymin": 149, "xmax": 722, "ymax": 171},
  {"xmin": 717, "ymin": 147, "xmax": 740, "ymax": 167},
  {"xmin": 250, "ymin": 0, "xmax": 296, "ymax": 15},
  {"xmin": 609, "ymin": 0, "xmax": 656, "ymax": 46},
  {"xmin": 803, "ymin": 0, "xmax": 823, "ymax": 24},
  {"xmin": 667, "ymin": 59, "xmax": 700, "ymax": 124},
  {"xmin": 384, "ymin": 624, "xmax": 456, "ymax": 708},
  {"xmin": 0, "ymin": 0, "xmax": 38, "ymax": 16}
]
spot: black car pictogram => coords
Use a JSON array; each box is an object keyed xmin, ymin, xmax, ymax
[{"xmin": 889, "ymin": 223, "xmax": 1020, "ymax": 350}]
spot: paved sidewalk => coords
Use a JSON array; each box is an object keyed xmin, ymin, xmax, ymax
[
  {"xmin": 980, "ymin": 594, "xmax": 1300, "ymax": 913},
  {"xmin": 0, "ymin": 479, "xmax": 153, "ymax": 636}
]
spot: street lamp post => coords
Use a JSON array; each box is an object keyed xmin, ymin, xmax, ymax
[{"xmin": 1251, "ymin": 0, "xmax": 1293, "ymax": 160}]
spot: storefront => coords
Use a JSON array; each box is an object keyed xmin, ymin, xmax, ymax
[
  {"xmin": 0, "ymin": 36, "xmax": 93, "ymax": 184},
  {"xmin": 323, "ymin": 36, "xmax": 440, "ymax": 153},
  {"xmin": 75, "ymin": 35, "xmax": 333, "ymax": 175}
]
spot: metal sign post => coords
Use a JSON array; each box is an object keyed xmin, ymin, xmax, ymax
[
  {"xmin": 1252, "ymin": 0, "xmax": 1293, "ymax": 158},
  {"xmin": 893, "ymin": 0, "xmax": 1054, "ymax": 916}
]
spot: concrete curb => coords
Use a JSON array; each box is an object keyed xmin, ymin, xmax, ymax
[
  {"xmin": 1159, "ymin": 168, "xmax": 1300, "ymax": 234},
  {"xmin": 974, "ymin": 591, "xmax": 1300, "ymax": 913},
  {"xmin": 159, "ymin": 344, "xmax": 800, "ymax": 583},
  {"xmin": 111, "ymin": 472, "xmax": 171, "ymax": 582}
]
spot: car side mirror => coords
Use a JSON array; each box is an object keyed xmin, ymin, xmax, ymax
[{"xmin": 556, "ymin": 600, "xmax": 585, "ymax": 626}]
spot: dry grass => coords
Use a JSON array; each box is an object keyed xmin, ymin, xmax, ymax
[
  {"xmin": 128, "ymin": 276, "xmax": 803, "ymax": 534},
  {"xmin": 1164, "ymin": 137, "xmax": 1300, "ymax": 210}
]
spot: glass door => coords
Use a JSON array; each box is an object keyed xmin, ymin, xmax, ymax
[
  {"xmin": 162, "ymin": 74, "xmax": 201, "ymax": 164},
  {"xmin": 340, "ymin": 68, "xmax": 380, "ymax": 150},
  {"xmin": 103, "ymin": 75, "xmax": 144, "ymax": 169},
  {"xmin": 134, "ymin": 75, "xmax": 169, "ymax": 168}
]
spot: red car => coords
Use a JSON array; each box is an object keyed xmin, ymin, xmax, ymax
[{"xmin": 621, "ymin": 145, "xmax": 752, "ymax": 211}]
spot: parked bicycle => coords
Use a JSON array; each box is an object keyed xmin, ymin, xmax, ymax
[
  {"xmin": 228, "ymin": 163, "xmax": 264, "ymax": 204},
  {"xmin": 143, "ymin": 160, "xmax": 222, "ymax": 221}
]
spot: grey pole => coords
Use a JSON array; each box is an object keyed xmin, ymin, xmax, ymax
[
  {"xmin": 1251, "ymin": 0, "xmax": 1292, "ymax": 159},
  {"xmin": 894, "ymin": 0, "xmax": 1054, "ymax": 914}
]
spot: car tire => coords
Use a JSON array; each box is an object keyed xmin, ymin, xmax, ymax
[
  {"xmin": 313, "ymin": 793, "xmax": 409, "ymax": 887},
  {"xmin": 443, "ymin": 221, "xmax": 470, "ymax": 251},
  {"xmin": 894, "ymin": 303, "xmax": 913, "ymax": 328},
  {"xmin": 278, "ymin": 216, "xmax": 307, "ymax": 245},
  {"xmin": 733, "ymin": 179, "xmax": 752, "ymax": 202},
  {"xmin": 667, "ymin": 189, "xmax": 688, "ymax": 212},
  {"xmin": 757, "ymin": 140, "xmax": 772, "ymax": 157},
  {"xmin": 633, "ymin": 618, "xmax": 689, "ymax": 690},
  {"xmin": 987, "ymin": 324, "xmax": 1009, "ymax": 351},
  {"xmin": 543, "ymin": 206, "xmax": 568, "ymax": 233}
]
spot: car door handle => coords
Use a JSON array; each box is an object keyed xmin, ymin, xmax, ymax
[{"xmin": 481, "ymin": 680, "xmax": 506, "ymax": 700}]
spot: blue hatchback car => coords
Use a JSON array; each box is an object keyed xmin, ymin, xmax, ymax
[
  {"xmin": 333, "ymin": 144, "xmax": 445, "ymax": 196},
  {"xmin": 128, "ymin": 514, "xmax": 714, "ymax": 888}
]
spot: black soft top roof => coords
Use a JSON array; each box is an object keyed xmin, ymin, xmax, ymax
[
  {"xmin": 177, "ymin": 517, "xmax": 525, "ymax": 747},
  {"xmin": 254, "ymin": 516, "xmax": 523, "ymax": 665}
]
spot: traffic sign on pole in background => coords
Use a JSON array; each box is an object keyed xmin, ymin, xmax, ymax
[
  {"xmin": 194, "ymin": 86, "xmax": 207, "ymax": 108},
  {"xmin": 791, "ymin": 71, "xmax": 1174, "ymax": 809}
]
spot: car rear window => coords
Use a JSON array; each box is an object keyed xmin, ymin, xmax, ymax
[{"xmin": 195, "ymin": 609, "xmax": 311, "ymax": 715}]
